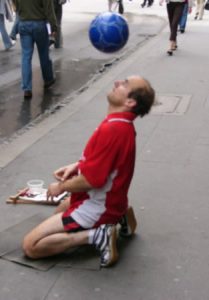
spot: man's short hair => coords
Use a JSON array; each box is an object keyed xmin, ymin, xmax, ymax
[{"xmin": 128, "ymin": 79, "xmax": 155, "ymax": 117}]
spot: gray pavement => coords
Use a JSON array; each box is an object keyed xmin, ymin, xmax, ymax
[{"xmin": 1, "ymin": 5, "xmax": 209, "ymax": 300}]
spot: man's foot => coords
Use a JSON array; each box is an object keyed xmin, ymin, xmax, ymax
[
  {"xmin": 194, "ymin": 13, "xmax": 198, "ymax": 20},
  {"xmin": 119, "ymin": 206, "xmax": 137, "ymax": 237},
  {"xmin": 24, "ymin": 90, "xmax": 32, "ymax": 99},
  {"xmin": 180, "ymin": 28, "xmax": 185, "ymax": 33},
  {"xmin": 44, "ymin": 78, "xmax": 56, "ymax": 89},
  {"xmin": 93, "ymin": 224, "xmax": 118, "ymax": 267}
]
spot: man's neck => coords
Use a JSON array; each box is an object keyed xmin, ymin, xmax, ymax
[{"xmin": 107, "ymin": 105, "xmax": 127, "ymax": 115}]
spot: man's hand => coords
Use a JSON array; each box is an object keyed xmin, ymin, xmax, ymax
[
  {"xmin": 53, "ymin": 163, "xmax": 78, "ymax": 182},
  {"xmin": 51, "ymin": 31, "xmax": 57, "ymax": 38},
  {"xmin": 47, "ymin": 182, "xmax": 63, "ymax": 201}
]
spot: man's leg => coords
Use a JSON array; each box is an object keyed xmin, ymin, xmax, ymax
[
  {"xmin": 54, "ymin": 3, "xmax": 63, "ymax": 48},
  {"xmin": 22, "ymin": 212, "xmax": 89, "ymax": 259},
  {"xmin": 23, "ymin": 212, "xmax": 118, "ymax": 267},
  {"xmin": 33, "ymin": 21, "xmax": 55, "ymax": 86},
  {"xmin": 19, "ymin": 21, "xmax": 34, "ymax": 93},
  {"xmin": 0, "ymin": 14, "xmax": 13, "ymax": 49},
  {"xmin": 54, "ymin": 197, "xmax": 71, "ymax": 214}
]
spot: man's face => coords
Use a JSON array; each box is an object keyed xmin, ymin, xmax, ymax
[{"xmin": 107, "ymin": 76, "xmax": 145, "ymax": 108}]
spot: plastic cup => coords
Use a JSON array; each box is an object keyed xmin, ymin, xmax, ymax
[{"xmin": 27, "ymin": 179, "xmax": 44, "ymax": 194}]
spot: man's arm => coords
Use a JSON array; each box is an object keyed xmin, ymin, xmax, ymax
[
  {"xmin": 47, "ymin": 174, "xmax": 93, "ymax": 200},
  {"xmin": 43, "ymin": 0, "xmax": 58, "ymax": 34},
  {"xmin": 53, "ymin": 162, "xmax": 79, "ymax": 181}
]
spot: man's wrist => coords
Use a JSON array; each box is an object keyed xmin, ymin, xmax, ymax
[{"xmin": 58, "ymin": 181, "xmax": 67, "ymax": 193}]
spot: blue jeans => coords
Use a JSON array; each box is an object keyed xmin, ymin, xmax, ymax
[
  {"xmin": 19, "ymin": 20, "xmax": 54, "ymax": 91},
  {"xmin": 0, "ymin": 14, "xmax": 12, "ymax": 49},
  {"xmin": 179, "ymin": 3, "xmax": 188, "ymax": 30}
]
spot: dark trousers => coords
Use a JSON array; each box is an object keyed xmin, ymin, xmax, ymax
[
  {"xmin": 53, "ymin": 1, "xmax": 63, "ymax": 48},
  {"xmin": 167, "ymin": 2, "xmax": 184, "ymax": 41}
]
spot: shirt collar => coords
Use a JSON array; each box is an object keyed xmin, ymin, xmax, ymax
[{"xmin": 106, "ymin": 112, "xmax": 136, "ymax": 122}]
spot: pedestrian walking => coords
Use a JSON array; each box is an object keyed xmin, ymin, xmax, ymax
[
  {"xmin": 194, "ymin": 0, "xmax": 205, "ymax": 19},
  {"xmin": 178, "ymin": 0, "xmax": 192, "ymax": 33},
  {"xmin": 22, "ymin": 75, "xmax": 155, "ymax": 267},
  {"xmin": 108, "ymin": 0, "xmax": 124, "ymax": 14},
  {"xmin": 13, "ymin": 0, "xmax": 58, "ymax": 99},
  {"xmin": 0, "ymin": 0, "xmax": 14, "ymax": 50},
  {"xmin": 141, "ymin": 0, "xmax": 154, "ymax": 8},
  {"xmin": 49, "ymin": 0, "xmax": 66, "ymax": 49},
  {"xmin": 160, "ymin": 0, "xmax": 193, "ymax": 55}
]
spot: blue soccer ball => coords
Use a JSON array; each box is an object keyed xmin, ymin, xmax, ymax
[{"xmin": 89, "ymin": 12, "xmax": 129, "ymax": 53}]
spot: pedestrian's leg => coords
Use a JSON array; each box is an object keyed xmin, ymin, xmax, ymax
[
  {"xmin": 167, "ymin": 2, "xmax": 175, "ymax": 37},
  {"xmin": 141, "ymin": 0, "xmax": 146, "ymax": 7},
  {"xmin": 54, "ymin": 4, "xmax": 63, "ymax": 48},
  {"xmin": 19, "ymin": 21, "xmax": 34, "ymax": 92},
  {"xmin": 0, "ymin": 14, "xmax": 12, "ymax": 49},
  {"xmin": 108, "ymin": 0, "xmax": 112, "ymax": 11},
  {"xmin": 34, "ymin": 21, "xmax": 54, "ymax": 85},
  {"xmin": 199, "ymin": 0, "xmax": 204, "ymax": 19},
  {"xmin": 22, "ymin": 213, "xmax": 89, "ymax": 259},
  {"xmin": 179, "ymin": 3, "xmax": 188, "ymax": 32},
  {"xmin": 194, "ymin": 0, "xmax": 200, "ymax": 19},
  {"xmin": 10, "ymin": 13, "xmax": 19, "ymax": 40},
  {"xmin": 166, "ymin": 2, "xmax": 175, "ymax": 54},
  {"xmin": 170, "ymin": 3, "xmax": 184, "ymax": 41}
]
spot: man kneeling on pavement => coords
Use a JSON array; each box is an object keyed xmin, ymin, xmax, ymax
[{"xmin": 22, "ymin": 75, "xmax": 155, "ymax": 267}]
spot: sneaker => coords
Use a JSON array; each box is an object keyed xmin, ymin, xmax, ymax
[
  {"xmin": 93, "ymin": 224, "xmax": 118, "ymax": 267},
  {"xmin": 119, "ymin": 206, "xmax": 137, "ymax": 237}
]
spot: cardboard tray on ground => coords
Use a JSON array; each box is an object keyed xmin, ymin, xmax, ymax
[{"xmin": 6, "ymin": 188, "xmax": 68, "ymax": 205}]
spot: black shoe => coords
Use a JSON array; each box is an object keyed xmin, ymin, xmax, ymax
[
  {"xmin": 180, "ymin": 29, "xmax": 185, "ymax": 33},
  {"xmin": 44, "ymin": 78, "xmax": 56, "ymax": 89},
  {"xmin": 167, "ymin": 49, "xmax": 173, "ymax": 56},
  {"xmin": 141, "ymin": 3, "xmax": 145, "ymax": 7},
  {"xmin": 24, "ymin": 90, "xmax": 32, "ymax": 99}
]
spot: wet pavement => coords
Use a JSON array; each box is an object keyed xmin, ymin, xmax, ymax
[{"xmin": 0, "ymin": 12, "xmax": 165, "ymax": 144}]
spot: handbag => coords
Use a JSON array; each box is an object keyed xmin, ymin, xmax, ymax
[{"xmin": 205, "ymin": 0, "xmax": 209, "ymax": 10}]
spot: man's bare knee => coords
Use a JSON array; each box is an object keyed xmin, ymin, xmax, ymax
[{"xmin": 22, "ymin": 235, "xmax": 38, "ymax": 259}]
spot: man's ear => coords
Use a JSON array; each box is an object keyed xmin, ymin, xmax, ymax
[{"xmin": 125, "ymin": 98, "xmax": 137, "ymax": 109}]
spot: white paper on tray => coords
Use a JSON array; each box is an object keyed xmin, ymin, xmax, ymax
[{"xmin": 19, "ymin": 189, "xmax": 68, "ymax": 203}]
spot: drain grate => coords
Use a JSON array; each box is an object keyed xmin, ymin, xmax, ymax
[{"xmin": 151, "ymin": 94, "xmax": 191, "ymax": 115}]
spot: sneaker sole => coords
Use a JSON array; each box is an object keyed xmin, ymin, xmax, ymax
[{"xmin": 126, "ymin": 206, "xmax": 137, "ymax": 235}]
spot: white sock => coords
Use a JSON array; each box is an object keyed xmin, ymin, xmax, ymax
[{"xmin": 88, "ymin": 228, "xmax": 96, "ymax": 244}]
